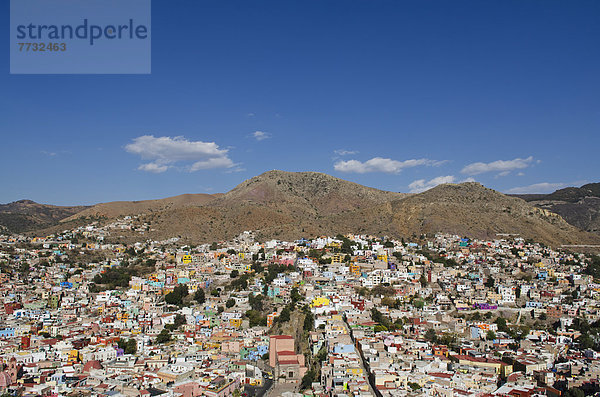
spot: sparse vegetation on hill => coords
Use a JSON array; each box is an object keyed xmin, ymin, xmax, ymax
[
  {"xmin": 513, "ymin": 183, "xmax": 600, "ymax": 235},
  {"xmin": 0, "ymin": 199, "xmax": 88, "ymax": 233},
  {"xmin": 5, "ymin": 171, "xmax": 599, "ymax": 247}
]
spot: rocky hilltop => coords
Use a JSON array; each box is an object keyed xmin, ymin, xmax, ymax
[
  {"xmin": 513, "ymin": 183, "xmax": 600, "ymax": 235},
  {"xmin": 0, "ymin": 200, "xmax": 88, "ymax": 233},
  {"xmin": 130, "ymin": 172, "xmax": 599, "ymax": 247},
  {"xmin": 2, "ymin": 171, "xmax": 599, "ymax": 247}
]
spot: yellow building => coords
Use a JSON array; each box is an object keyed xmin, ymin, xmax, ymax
[
  {"xmin": 310, "ymin": 297, "xmax": 330, "ymax": 308},
  {"xmin": 68, "ymin": 349, "xmax": 80, "ymax": 363}
]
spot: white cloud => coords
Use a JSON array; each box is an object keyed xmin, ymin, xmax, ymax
[
  {"xmin": 252, "ymin": 131, "xmax": 270, "ymax": 141},
  {"xmin": 334, "ymin": 157, "xmax": 445, "ymax": 174},
  {"xmin": 506, "ymin": 182, "xmax": 568, "ymax": 194},
  {"xmin": 409, "ymin": 175, "xmax": 456, "ymax": 193},
  {"xmin": 125, "ymin": 135, "xmax": 234, "ymax": 173},
  {"xmin": 461, "ymin": 156, "xmax": 534, "ymax": 176},
  {"xmin": 224, "ymin": 166, "xmax": 246, "ymax": 173},
  {"xmin": 334, "ymin": 149, "xmax": 358, "ymax": 156},
  {"xmin": 407, "ymin": 176, "xmax": 475, "ymax": 193},
  {"xmin": 189, "ymin": 157, "xmax": 235, "ymax": 171},
  {"xmin": 138, "ymin": 163, "xmax": 170, "ymax": 173}
]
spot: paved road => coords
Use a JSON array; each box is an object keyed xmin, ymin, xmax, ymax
[
  {"xmin": 244, "ymin": 377, "xmax": 273, "ymax": 397},
  {"xmin": 342, "ymin": 317, "xmax": 377, "ymax": 396}
]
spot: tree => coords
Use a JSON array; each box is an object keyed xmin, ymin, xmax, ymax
[
  {"xmin": 93, "ymin": 267, "xmax": 134, "ymax": 289},
  {"xmin": 303, "ymin": 311, "xmax": 314, "ymax": 332},
  {"xmin": 173, "ymin": 314, "xmax": 186, "ymax": 329},
  {"xmin": 341, "ymin": 238, "xmax": 353, "ymax": 254},
  {"xmin": 230, "ymin": 270, "xmax": 239, "ymax": 278},
  {"xmin": 246, "ymin": 310, "xmax": 267, "ymax": 327},
  {"xmin": 226, "ymin": 298, "xmax": 236, "ymax": 308},
  {"xmin": 419, "ymin": 273, "xmax": 428, "ymax": 287},
  {"xmin": 495, "ymin": 317, "xmax": 509, "ymax": 333},
  {"xmin": 371, "ymin": 308, "xmax": 392, "ymax": 329},
  {"xmin": 249, "ymin": 294, "xmax": 264, "ymax": 311},
  {"xmin": 486, "ymin": 330, "xmax": 496, "ymax": 340},
  {"xmin": 291, "ymin": 287, "xmax": 302, "ymax": 304},
  {"xmin": 156, "ymin": 329, "xmax": 171, "ymax": 344},
  {"xmin": 315, "ymin": 346, "xmax": 327, "ymax": 362},
  {"xmin": 412, "ymin": 298, "xmax": 424, "ymax": 309},
  {"xmin": 194, "ymin": 288, "xmax": 206, "ymax": 304},
  {"xmin": 424, "ymin": 329, "xmax": 438, "ymax": 343},
  {"xmin": 381, "ymin": 297, "xmax": 398, "ymax": 309},
  {"xmin": 277, "ymin": 306, "xmax": 291, "ymax": 323},
  {"xmin": 165, "ymin": 285, "xmax": 189, "ymax": 306},
  {"xmin": 485, "ymin": 276, "xmax": 495, "ymax": 289},
  {"xmin": 117, "ymin": 338, "xmax": 137, "ymax": 355},
  {"xmin": 356, "ymin": 287, "xmax": 370, "ymax": 297},
  {"xmin": 440, "ymin": 332, "xmax": 459, "ymax": 348},
  {"xmin": 371, "ymin": 285, "xmax": 395, "ymax": 297},
  {"xmin": 564, "ymin": 389, "xmax": 585, "ymax": 397},
  {"xmin": 408, "ymin": 382, "xmax": 421, "ymax": 391},
  {"xmin": 229, "ymin": 273, "xmax": 250, "ymax": 291},
  {"xmin": 300, "ymin": 369, "xmax": 316, "ymax": 390},
  {"xmin": 251, "ymin": 262, "xmax": 263, "ymax": 273}
]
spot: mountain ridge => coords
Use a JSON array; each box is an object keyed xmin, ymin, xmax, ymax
[
  {"xmin": 512, "ymin": 183, "xmax": 600, "ymax": 235},
  {"xmin": 2, "ymin": 171, "xmax": 599, "ymax": 247},
  {"xmin": 0, "ymin": 200, "xmax": 89, "ymax": 234}
]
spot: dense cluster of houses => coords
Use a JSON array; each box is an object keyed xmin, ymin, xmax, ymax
[{"xmin": 0, "ymin": 218, "xmax": 598, "ymax": 397}]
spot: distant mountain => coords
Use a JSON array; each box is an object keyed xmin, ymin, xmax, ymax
[
  {"xmin": 62, "ymin": 193, "xmax": 221, "ymax": 222},
  {"xmin": 513, "ymin": 183, "xmax": 600, "ymax": 235},
  {"xmin": 129, "ymin": 171, "xmax": 598, "ymax": 247},
  {"xmin": 0, "ymin": 200, "xmax": 88, "ymax": 233},
  {"xmin": 134, "ymin": 170, "xmax": 408, "ymax": 243},
  {"xmin": 213, "ymin": 170, "xmax": 406, "ymax": 215},
  {"xmin": 384, "ymin": 182, "xmax": 595, "ymax": 246},
  {"xmin": 4, "ymin": 172, "xmax": 599, "ymax": 247},
  {"xmin": 0, "ymin": 194, "xmax": 220, "ymax": 235}
]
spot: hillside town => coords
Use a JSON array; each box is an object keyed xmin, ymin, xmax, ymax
[{"xmin": 0, "ymin": 216, "xmax": 599, "ymax": 397}]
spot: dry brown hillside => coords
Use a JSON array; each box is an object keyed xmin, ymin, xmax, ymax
[
  {"xmin": 386, "ymin": 182, "xmax": 599, "ymax": 246},
  {"xmin": 0, "ymin": 200, "xmax": 88, "ymax": 233},
  {"xmin": 13, "ymin": 171, "xmax": 600, "ymax": 248},
  {"xmin": 128, "ymin": 172, "xmax": 599, "ymax": 247},
  {"xmin": 134, "ymin": 170, "xmax": 406, "ymax": 242},
  {"xmin": 63, "ymin": 193, "xmax": 220, "ymax": 221}
]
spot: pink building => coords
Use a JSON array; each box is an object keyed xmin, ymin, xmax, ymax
[{"xmin": 269, "ymin": 335, "xmax": 307, "ymax": 383}]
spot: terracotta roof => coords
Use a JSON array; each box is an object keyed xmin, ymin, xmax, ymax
[{"xmin": 278, "ymin": 351, "xmax": 296, "ymax": 356}]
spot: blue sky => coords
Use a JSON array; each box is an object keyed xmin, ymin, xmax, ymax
[{"xmin": 1, "ymin": 0, "xmax": 598, "ymax": 205}]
